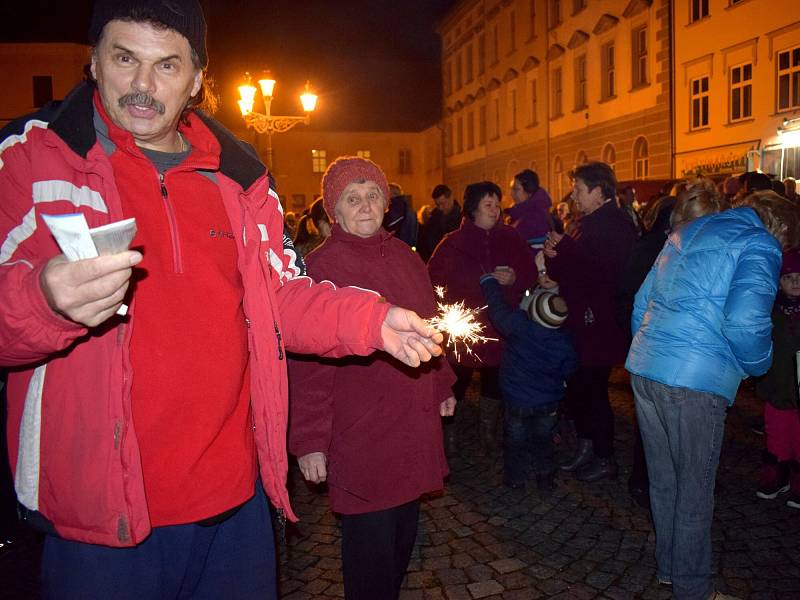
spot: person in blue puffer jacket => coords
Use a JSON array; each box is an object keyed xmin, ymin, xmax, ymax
[
  {"xmin": 480, "ymin": 275, "xmax": 578, "ymax": 491},
  {"xmin": 626, "ymin": 190, "xmax": 798, "ymax": 600}
]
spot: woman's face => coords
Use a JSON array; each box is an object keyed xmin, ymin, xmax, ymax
[
  {"xmin": 510, "ymin": 178, "xmax": 527, "ymax": 204},
  {"xmin": 780, "ymin": 272, "xmax": 800, "ymax": 298},
  {"xmin": 334, "ymin": 181, "xmax": 386, "ymax": 238},
  {"xmin": 473, "ymin": 194, "xmax": 501, "ymax": 230}
]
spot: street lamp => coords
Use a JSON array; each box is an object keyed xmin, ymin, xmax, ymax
[{"xmin": 237, "ymin": 71, "xmax": 318, "ymax": 169}]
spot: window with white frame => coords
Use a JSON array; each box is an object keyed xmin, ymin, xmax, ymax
[
  {"xmin": 690, "ymin": 0, "xmax": 709, "ymax": 23},
  {"xmin": 467, "ymin": 111, "xmax": 475, "ymax": 149},
  {"xmin": 548, "ymin": 0, "xmax": 561, "ymax": 29},
  {"xmin": 632, "ymin": 26, "xmax": 648, "ymax": 87},
  {"xmin": 529, "ymin": 78, "xmax": 538, "ymax": 125},
  {"xmin": 574, "ymin": 54, "xmax": 587, "ymax": 110},
  {"xmin": 551, "ymin": 67, "xmax": 563, "ymax": 118},
  {"xmin": 601, "ymin": 42, "xmax": 615, "ymax": 99},
  {"xmin": 690, "ymin": 76, "xmax": 710, "ymax": 129},
  {"xmin": 356, "ymin": 150, "xmax": 371, "ymax": 159},
  {"xmin": 729, "ymin": 63, "xmax": 752, "ymax": 122},
  {"xmin": 399, "ymin": 149, "xmax": 412, "ymax": 174},
  {"xmin": 602, "ymin": 143, "xmax": 616, "ymax": 172},
  {"xmin": 312, "ymin": 149, "xmax": 327, "ymax": 173},
  {"xmin": 553, "ymin": 155, "xmax": 564, "ymax": 199},
  {"xmin": 777, "ymin": 46, "xmax": 800, "ymax": 112},
  {"xmin": 575, "ymin": 150, "xmax": 588, "ymax": 167},
  {"xmin": 633, "ymin": 137, "xmax": 649, "ymax": 178}
]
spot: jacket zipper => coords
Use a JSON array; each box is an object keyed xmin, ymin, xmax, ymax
[
  {"xmin": 159, "ymin": 172, "xmax": 184, "ymax": 274},
  {"xmin": 274, "ymin": 321, "xmax": 283, "ymax": 360}
]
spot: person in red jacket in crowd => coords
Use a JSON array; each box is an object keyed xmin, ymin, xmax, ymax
[
  {"xmin": 428, "ymin": 181, "xmax": 536, "ymax": 455},
  {"xmin": 0, "ymin": 3, "xmax": 442, "ymax": 598},
  {"xmin": 289, "ymin": 157, "xmax": 456, "ymax": 600}
]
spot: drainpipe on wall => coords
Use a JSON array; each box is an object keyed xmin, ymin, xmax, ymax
[
  {"xmin": 544, "ymin": 0, "xmax": 551, "ymax": 193},
  {"xmin": 669, "ymin": 0, "xmax": 676, "ymax": 179}
]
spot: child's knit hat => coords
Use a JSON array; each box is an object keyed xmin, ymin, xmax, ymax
[
  {"xmin": 521, "ymin": 290, "xmax": 568, "ymax": 328},
  {"xmin": 781, "ymin": 249, "xmax": 800, "ymax": 276}
]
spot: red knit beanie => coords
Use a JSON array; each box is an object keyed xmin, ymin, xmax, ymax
[{"xmin": 321, "ymin": 156, "xmax": 390, "ymax": 221}]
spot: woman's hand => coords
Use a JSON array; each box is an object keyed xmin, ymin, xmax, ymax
[
  {"xmin": 440, "ymin": 396, "xmax": 456, "ymax": 416},
  {"xmin": 298, "ymin": 452, "xmax": 327, "ymax": 483},
  {"xmin": 543, "ymin": 231, "xmax": 564, "ymax": 258}
]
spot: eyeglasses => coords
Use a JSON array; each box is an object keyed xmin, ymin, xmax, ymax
[{"xmin": 782, "ymin": 273, "xmax": 800, "ymax": 284}]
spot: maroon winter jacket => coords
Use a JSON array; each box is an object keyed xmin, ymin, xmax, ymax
[
  {"xmin": 546, "ymin": 199, "xmax": 637, "ymax": 366},
  {"xmin": 427, "ymin": 218, "xmax": 536, "ymax": 367},
  {"xmin": 288, "ymin": 225, "xmax": 456, "ymax": 515}
]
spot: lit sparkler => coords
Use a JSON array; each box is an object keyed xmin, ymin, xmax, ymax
[{"xmin": 428, "ymin": 285, "xmax": 496, "ymax": 360}]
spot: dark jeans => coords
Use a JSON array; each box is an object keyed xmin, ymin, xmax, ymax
[
  {"xmin": 340, "ymin": 500, "xmax": 420, "ymax": 600},
  {"xmin": 503, "ymin": 402, "xmax": 559, "ymax": 484},
  {"xmin": 41, "ymin": 484, "xmax": 276, "ymax": 600},
  {"xmin": 567, "ymin": 365, "xmax": 614, "ymax": 457},
  {"xmin": 632, "ymin": 374, "xmax": 726, "ymax": 600}
]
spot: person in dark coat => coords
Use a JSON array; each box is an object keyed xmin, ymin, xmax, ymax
[
  {"xmin": 418, "ymin": 184, "xmax": 462, "ymax": 262},
  {"xmin": 288, "ymin": 157, "xmax": 456, "ymax": 600},
  {"xmin": 544, "ymin": 161, "xmax": 638, "ymax": 482},
  {"xmin": 480, "ymin": 277, "xmax": 578, "ymax": 490}
]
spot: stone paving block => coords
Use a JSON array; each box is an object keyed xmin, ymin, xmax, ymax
[
  {"xmin": 535, "ymin": 577, "xmax": 570, "ymax": 595},
  {"xmin": 585, "ymin": 569, "xmax": 617, "ymax": 589},
  {"xmin": 406, "ymin": 570, "xmax": 436, "ymax": 589},
  {"xmin": 325, "ymin": 582, "xmax": 345, "ymax": 597},
  {"xmin": 465, "ymin": 579, "xmax": 503, "ymax": 598},
  {"xmin": 496, "ymin": 570, "xmax": 534, "ymax": 590},
  {"xmin": 442, "ymin": 584, "xmax": 471, "ymax": 600},
  {"xmin": 435, "ymin": 567, "xmax": 468, "ymax": 586},
  {"xmin": 421, "ymin": 544, "xmax": 452, "ymax": 558},
  {"xmin": 464, "ymin": 563, "xmax": 494, "ymax": 582},
  {"xmin": 526, "ymin": 564, "xmax": 557, "ymax": 580},
  {"xmin": 422, "ymin": 556, "xmax": 452, "ymax": 571},
  {"xmin": 281, "ymin": 592, "xmax": 312, "ymax": 600},
  {"xmin": 423, "ymin": 587, "xmax": 446, "ymax": 600},
  {"xmin": 602, "ymin": 585, "xmax": 637, "ymax": 600},
  {"xmin": 399, "ymin": 590, "xmax": 424, "ymax": 600},
  {"xmin": 301, "ymin": 578, "xmax": 330, "ymax": 595},
  {"xmin": 451, "ymin": 552, "xmax": 474, "ymax": 569},
  {"xmin": 488, "ymin": 557, "xmax": 525, "ymax": 574}
]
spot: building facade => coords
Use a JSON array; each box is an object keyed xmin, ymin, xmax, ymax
[
  {"xmin": 230, "ymin": 126, "xmax": 444, "ymax": 213},
  {"xmin": 672, "ymin": 0, "xmax": 800, "ymax": 181},
  {"xmin": 439, "ymin": 0, "xmax": 672, "ymax": 204},
  {"xmin": 0, "ymin": 43, "xmax": 90, "ymax": 128}
]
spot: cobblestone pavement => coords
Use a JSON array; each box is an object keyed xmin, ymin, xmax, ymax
[
  {"xmin": 277, "ymin": 370, "xmax": 800, "ymax": 600},
  {"xmin": 2, "ymin": 369, "xmax": 799, "ymax": 599}
]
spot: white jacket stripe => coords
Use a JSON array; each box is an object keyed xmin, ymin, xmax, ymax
[
  {"xmin": 16, "ymin": 364, "xmax": 46, "ymax": 511},
  {"xmin": 0, "ymin": 120, "xmax": 48, "ymax": 169}
]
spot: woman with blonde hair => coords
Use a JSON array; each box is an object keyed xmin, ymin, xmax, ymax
[{"xmin": 670, "ymin": 186, "xmax": 729, "ymax": 231}]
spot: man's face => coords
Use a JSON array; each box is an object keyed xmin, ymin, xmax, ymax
[
  {"xmin": 334, "ymin": 181, "xmax": 387, "ymax": 238},
  {"xmin": 434, "ymin": 193, "xmax": 454, "ymax": 214},
  {"xmin": 571, "ymin": 178, "xmax": 604, "ymax": 215},
  {"xmin": 91, "ymin": 20, "xmax": 202, "ymax": 152}
]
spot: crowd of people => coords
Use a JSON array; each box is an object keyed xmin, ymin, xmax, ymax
[{"xmin": 1, "ymin": 1, "xmax": 800, "ymax": 600}]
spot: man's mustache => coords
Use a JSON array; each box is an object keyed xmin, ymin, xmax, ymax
[{"xmin": 118, "ymin": 92, "xmax": 166, "ymax": 115}]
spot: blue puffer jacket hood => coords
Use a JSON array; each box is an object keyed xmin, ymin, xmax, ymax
[{"xmin": 625, "ymin": 207, "xmax": 782, "ymax": 404}]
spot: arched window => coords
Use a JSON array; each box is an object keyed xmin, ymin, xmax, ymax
[
  {"xmin": 601, "ymin": 143, "xmax": 616, "ymax": 172},
  {"xmin": 506, "ymin": 159, "xmax": 520, "ymax": 188},
  {"xmin": 633, "ymin": 136, "xmax": 649, "ymax": 179},
  {"xmin": 553, "ymin": 155, "xmax": 564, "ymax": 200},
  {"xmin": 575, "ymin": 150, "xmax": 588, "ymax": 168}
]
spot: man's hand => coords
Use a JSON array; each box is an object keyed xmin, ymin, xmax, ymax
[
  {"xmin": 298, "ymin": 452, "xmax": 327, "ymax": 483},
  {"xmin": 381, "ymin": 306, "xmax": 443, "ymax": 367},
  {"xmin": 491, "ymin": 267, "xmax": 516, "ymax": 286},
  {"xmin": 440, "ymin": 396, "xmax": 456, "ymax": 416},
  {"xmin": 543, "ymin": 231, "xmax": 564, "ymax": 258},
  {"xmin": 40, "ymin": 251, "xmax": 142, "ymax": 327}
]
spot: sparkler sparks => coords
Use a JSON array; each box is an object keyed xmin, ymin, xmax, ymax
[{"xmin": 428, "ymin": 286, "xmax": 496, "ymax": 360}]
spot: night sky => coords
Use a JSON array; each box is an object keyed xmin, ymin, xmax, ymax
[{"xmin": 0, "ymin": 0, "xmax": 458, "ymax": 131}]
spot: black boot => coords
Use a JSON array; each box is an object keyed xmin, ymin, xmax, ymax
[
  {"xmin": 576, "ymin": 456, "xmax": 619, "ymax": 482},
  {"xmin": 559, "ymin": 438, "xmax": 594, "ymax": 472}
]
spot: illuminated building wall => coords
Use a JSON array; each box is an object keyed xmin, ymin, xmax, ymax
[
  {"xmin": 439, "ymin": 0, "xmax": 672, "ymax": 204},
  {"xmin": 672, "ymin": 1, "xmax": 800, "ymax": 180}
]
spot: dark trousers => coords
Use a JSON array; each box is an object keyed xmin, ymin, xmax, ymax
[
  {"xmin": 340, "ymin": 500, "xmax": 420, "ymax": 600},
  {"xmin": 504, "ymin": 402, "xmax": 559, "ymax": 484},
  {"xmin": 451, "ymin": 364, "xmax": 500, "ymax": 402},
  {"xmin": 41, "ymin": 485, "xmax": 276, "ymax": 600},
  {"xmin": 567, "ymin": 365, "xmax": 614, "ymax": 458}
]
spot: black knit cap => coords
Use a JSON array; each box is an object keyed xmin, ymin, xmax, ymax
[{"xmin": 88, "ymin": 0, "xmax": 208, "ymax": 68}]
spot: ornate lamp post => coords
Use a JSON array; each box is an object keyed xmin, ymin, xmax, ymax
[{"xmin": 237, "ymin": 71, "xmax": 318, "ymax": 169}]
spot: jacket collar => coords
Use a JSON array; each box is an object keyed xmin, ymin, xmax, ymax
[
  {"xmin": 47, "ymin": 81, "xmax": 268, "ymax": 191},
  {"xmin": 330, "ymin": 222, "xmax": 392, "ymax": 246}
]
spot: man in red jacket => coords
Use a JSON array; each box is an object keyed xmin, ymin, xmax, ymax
[{"xmin": 0, "ymin": 2, "xmax": 442, "ymax": 598}]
